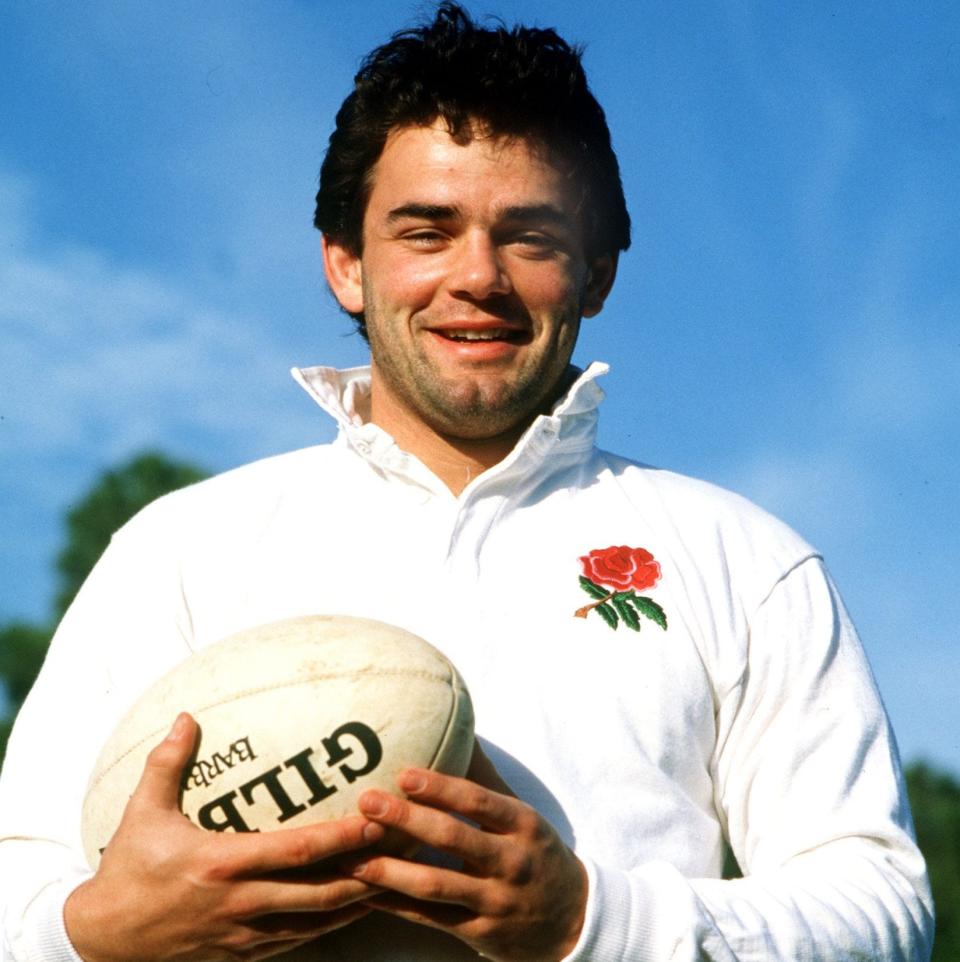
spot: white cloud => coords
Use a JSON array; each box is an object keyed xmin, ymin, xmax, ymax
[
  {"xmin": 0, "ymin": 170, "xmax": 346, "ymax": 619},
  {"xmin": 0, "ymin": 171, "xmax": 35, "ymax": 248},
  {"xmin": 0, "ymin": 170, "xmax": 337, "ymax": 462},
  {"xmin": 824, "ymin": 186, "xmax": 960, "ymax": 439},
  {"xmin": 722, "ymin": 445, "xmax": 879, "ymax": 551}
]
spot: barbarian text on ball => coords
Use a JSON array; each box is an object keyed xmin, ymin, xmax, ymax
[{"xmin": 181, "ymin": 720, "xmax": 383, "ymax": 833}]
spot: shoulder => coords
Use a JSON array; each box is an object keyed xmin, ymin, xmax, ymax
[
  {"xmin": 113, "ymin": 442, "xmax": 352, "ymax": 543},
  {"xmin": 596, "ymin": 449, "xmax": 814, "ymax": 546},
  {"xmin": 588, "ymin": 449, "xmax": 820, "ymax": 600}
]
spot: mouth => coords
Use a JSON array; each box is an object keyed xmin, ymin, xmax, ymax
[{"xmin": 430, "ymin": 327, "xmax": 531, "ymax": 345}]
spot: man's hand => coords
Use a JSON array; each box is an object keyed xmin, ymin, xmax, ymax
[
  {"xmin": 348, "ymin": 745, "xmax": 587, "ymax": 962},
  {"xmin": 65, "ymin": 713, "xmax": 384, "ymax": 962}
]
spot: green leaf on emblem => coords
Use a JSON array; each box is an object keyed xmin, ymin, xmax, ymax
[
  {"xmin": 597, "ymin": 603, "xmax": 619, "ymax": 629},
  {"xmin": 579, "ymin": 576, "xmax": 608, "ymax": 600},
  {"xmin": 612, "ymin": 594, "xmax": 641, "ymax": 631},
  {"xmin": 632, "ymin": 596, "xmax": 668, "ymax": 630}
]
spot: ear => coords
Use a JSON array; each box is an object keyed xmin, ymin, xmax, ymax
[
  {"xmin": 581, "ymin": 253, "xmax": 618, "ymax": 318},
  {"xmin": 322, "ymin": 235, "xmax": 364, "ymax": 314}
]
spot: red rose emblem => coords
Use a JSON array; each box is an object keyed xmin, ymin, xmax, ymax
[{"xmin": 579, "ymin": 545, "xmax": 661, "ymax": 593}]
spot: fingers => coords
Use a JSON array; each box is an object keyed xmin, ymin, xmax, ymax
[
  {"xmin": 125, "ymin": 712, "xmax": 387, "ymax": 878},
  {"xmin": 399, "ymin": 767, "xmax": 525, "ymax": 832},
  {"xmin": 350, "ymin": 766, "xmax": 587, "ymax": 962},
  {"xmin": 357, "ymin": 788, "xmax": 490, "ymax": 868},
  {"xmin": 223, "ymin": 815, "xmax": 386, "ymax": 876},
  {"xmin": 351, "ymin": 855, "xmax": 483, "ymax": 910},
  {"xmin": 129, "ymin": 713, "xmax": 199, "ymax": 812},
  {"xmin": 71, "ymin": 716, "xmax": 393, "ymax": 962},
  {"xmin": 215, "ymin": 904, "xmax": 375, "ymax": 962},
  {"xmin": 228, "ymin": 873, "xmax": 377, "ymax": 916},
  {"xmin": 365, "ymin": 890, "xmax": 475, "ymax": 931},
  {"xmin": 241, "ymin": 902, "xmax": 374, "ymax": 940}
]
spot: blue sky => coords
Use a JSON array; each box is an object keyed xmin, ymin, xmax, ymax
[{"xmin": 1, "ymin": 1, "xmax": 958, "ymax": 775}]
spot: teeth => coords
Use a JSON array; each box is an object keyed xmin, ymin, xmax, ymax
[{"xmin": 443, "ymin": 329, "xmax": 510, "ymax": 341}]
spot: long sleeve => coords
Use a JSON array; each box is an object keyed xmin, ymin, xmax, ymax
[
  {"xmin": 564, "ymin": 558, "xmax": 933, "ymax": 961},
  {"xmin": 0, "ymin": 515, "xmax": 194, "ymax": 962},
  {"xmin": 0, "ymin": 410, "xmax": 937, "ymax": 961}
]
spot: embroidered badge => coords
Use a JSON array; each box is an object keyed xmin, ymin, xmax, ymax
[{"xmin": 574, "ymin": 545, "xmax": 668, "ymax": 632}]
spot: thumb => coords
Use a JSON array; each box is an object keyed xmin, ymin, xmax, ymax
[{"xmin": 131, "ymin": 712, "xmax": 198, "ymax": 812}]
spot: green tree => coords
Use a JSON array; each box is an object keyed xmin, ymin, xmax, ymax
[
  {"xmin": 0, "ymin": 450, "xmax": 206, "ymax": 762},
  {"xmin": 54, "ymin": 452, "xmax": 207, "ymax": 618},
  {"xmin": 0, "ymin": 623, "xmax": 52, "ymax": 759},
  {"xmin": 906, "ymin": 761, "xmax": 960, "ymax": 961}
]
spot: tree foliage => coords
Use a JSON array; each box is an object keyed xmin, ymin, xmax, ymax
[
  {"xmin": 0, "ymin": 623, "xmax": 52, "ymax": 760},
  {"xmin": 54, "ymin": 452, "xmax": 206, "ymax": 618},
  {"xmin": 0, "ymin": 623, "xmax": 52, "ymax": 707},
  {"xmin": 906, "ymin": 761, "xmax": 960, "ymax": 960},
  {"xmin": 0, "ymin": 451, "xmax": 206, "ymax": 761}
]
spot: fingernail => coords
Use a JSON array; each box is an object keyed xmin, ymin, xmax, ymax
[
  {"xmin": 359, "ymin": 793, "xmax": 387, "ymax": 817},
  {"xmin": 362, "ymin": 822, "xmax": 384, "ymax": 843},
  {"xmin": 399, "ymin": 771, "xmax": 426, "ymax": 794},
  {"xmin": 167, "ymin": 713, "xmax": 189, "ymax": 740}
]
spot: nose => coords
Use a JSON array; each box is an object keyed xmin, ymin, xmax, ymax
[{"xmin": 447, "ymin": 231, "xmax": 511, "ymax": 300}]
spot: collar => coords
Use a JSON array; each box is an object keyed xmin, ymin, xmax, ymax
[{"xmin": 290, "ymin": 362, "xmax": 608, "ymax": 496}]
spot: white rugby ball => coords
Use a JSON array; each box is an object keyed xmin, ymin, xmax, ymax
[{"xmin": 81, "ymin": 615, "xmax": 474, "ymax": 868}]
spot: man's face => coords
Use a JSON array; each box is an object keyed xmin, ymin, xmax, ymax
[{"xmin": 323, "ymin": 121, "xmax": 614, "ymax": 443}]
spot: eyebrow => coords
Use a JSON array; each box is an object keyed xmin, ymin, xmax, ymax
[
  {"xmin": 500, "ymin": 204, "xmax": 576, "ymax": 229},
  {"xmin": 386, "ymin": 202, "xmax": 576, "ymax": 230},
  {"xmin": 387, "ymin": 203, "xmax": 458, "ymax": 223}
]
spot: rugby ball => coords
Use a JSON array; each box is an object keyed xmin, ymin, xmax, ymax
[{"xmin": 81, "ymin": 615, "xmax": 475, "ymax": 868}]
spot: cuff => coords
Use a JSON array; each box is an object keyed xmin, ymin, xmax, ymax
[
  {"xmin": 560, "ymin": 858, "xmax": 732, "ymax": 962},
  {"xmin": 9, "ymin": 881, "xmax": 85, "ymax": 962}
]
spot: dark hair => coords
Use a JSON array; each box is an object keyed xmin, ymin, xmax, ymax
[{"xmin": 315, "ymin": 3, "xmax": 630, "ymax": 319}]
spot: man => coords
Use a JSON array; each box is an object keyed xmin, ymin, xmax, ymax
[{"xmin": 0, "ymin": 4, "xmax": 933, "ymax": 961}]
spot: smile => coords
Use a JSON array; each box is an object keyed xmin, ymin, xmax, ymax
[
  {"xmin": 442, "ymin": 328, "xmax": 513, "ymax": 341},
  {"xmin": 433, "ymin": 328, "xmax": 531, "ymax": 344}
]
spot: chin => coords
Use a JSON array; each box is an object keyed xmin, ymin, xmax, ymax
[
  {"xmin": 442, "ymin": 377, "xmax": 547, "ymax": 422},
  {"xmin": 429, "ymin": 403, "xmax": 536, "ymax": 443}
]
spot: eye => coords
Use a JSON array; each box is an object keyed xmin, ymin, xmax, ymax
[
  {"xmin": 510, "ymin": 232, "xmax": 562, "ymax": 257},
  {"xmin": 401, "ymin": 229, "xmax": 448, "ymax": 250}
]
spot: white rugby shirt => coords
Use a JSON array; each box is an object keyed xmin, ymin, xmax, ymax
[{"xmin": 0, "ymin": 363, "xmax": 933, "ymax": 961}]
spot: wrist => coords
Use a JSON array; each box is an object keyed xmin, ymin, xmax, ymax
[
  {"xmin": 63, "ymin": 878, "xmax": 113, "ymax": 962},
  {"xmin": 551, "ymin": 855, "xmax": 588, "ymax": 961}
]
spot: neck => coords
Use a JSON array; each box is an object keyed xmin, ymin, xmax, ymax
[{"xmin": 370, "ymin": 398, "xmax": 527, "ymax": 496}]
